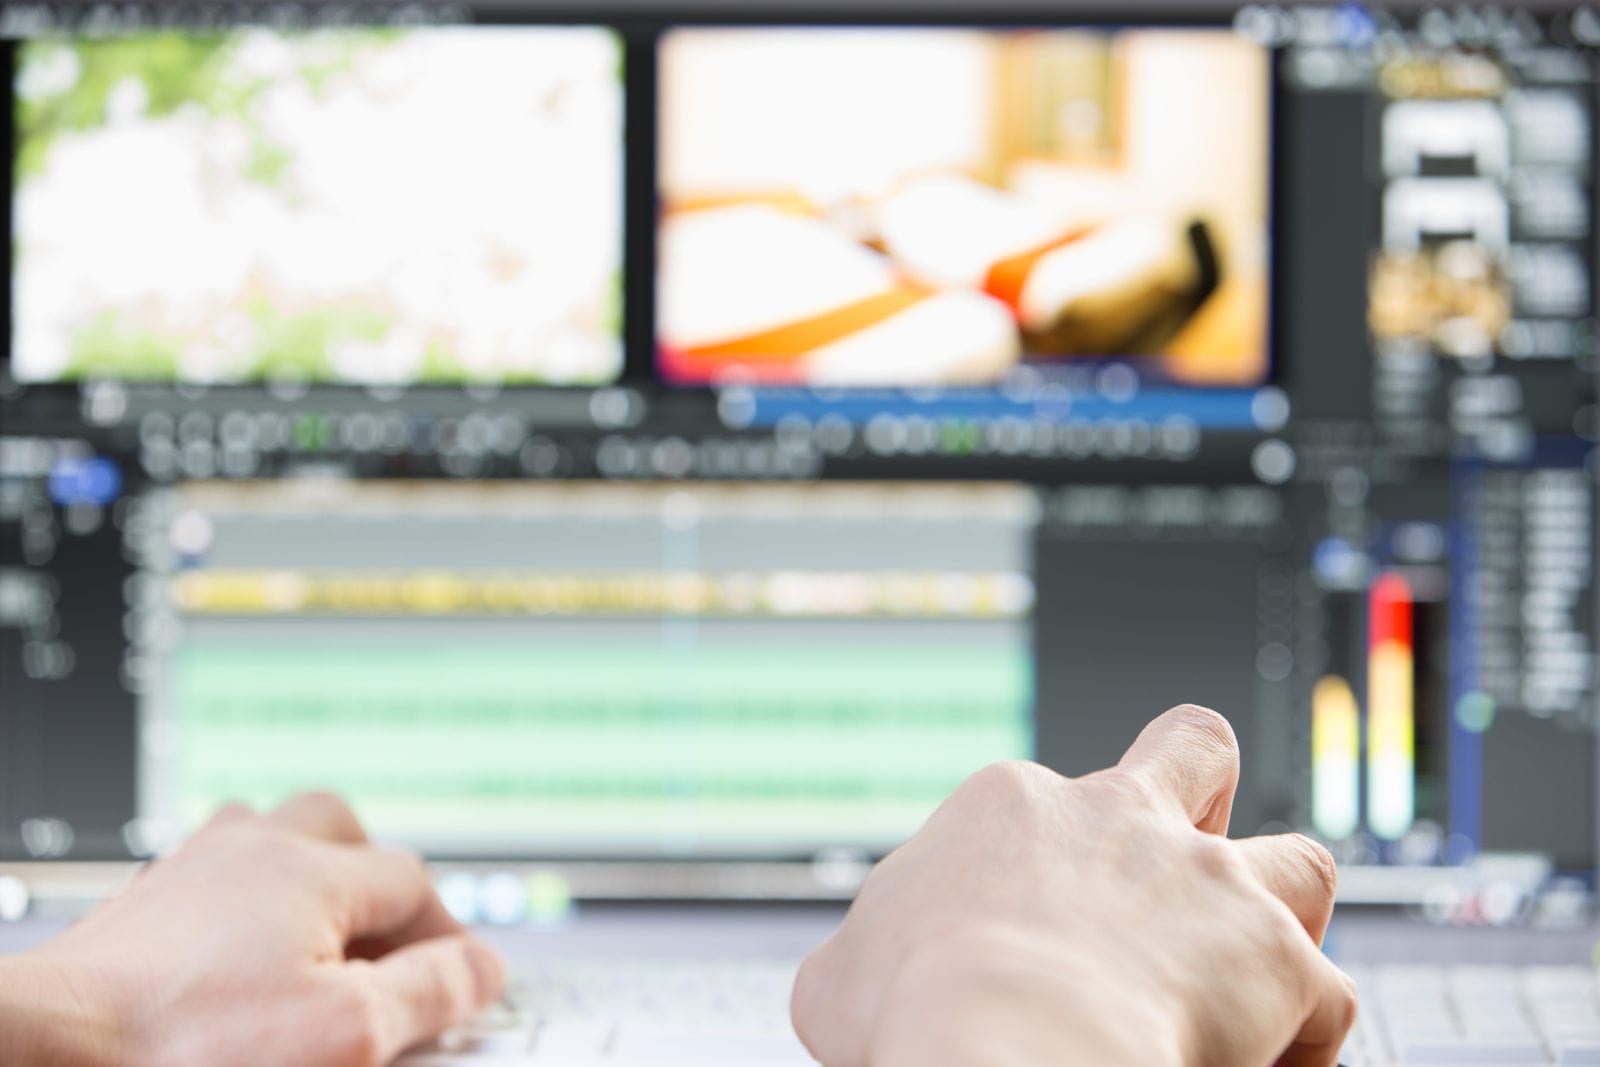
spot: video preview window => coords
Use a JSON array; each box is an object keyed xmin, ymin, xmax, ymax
[
  {"xmin": 658, "ymin": 27, "xmax": 1271, "ymax": 389},
  {"xmin": 13, "ymin": 27, "xmax": 622, "ymax": 386}
]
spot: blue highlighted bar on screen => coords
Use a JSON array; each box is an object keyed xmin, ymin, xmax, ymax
[{"xmin": 735, "ymin": 387, "xmax": 1265, "ymax": 430}]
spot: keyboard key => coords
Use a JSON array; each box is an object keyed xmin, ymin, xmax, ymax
[
  {"xmin": 1461, "ymin": 1017, "xmax": 1541, "ymax": 1041},
  {"xmin": 443, "ymin": 1032, "xmax": 535, "ymax": 1055},
  {"xmin": 1557, "ymin": 1041, "xmax": 1600, "ymax": 1064},
  {"xmin": 1452, "ymin": 967, "xmax": 1523, "ymax": 998},
  {"xmin": 530, "ymin": 1019, "xmax": 615, "ymax": 1056},
  {"xmin": 1395, "ymin": 1038, "xmax": 1549, "ymax": 1063},
  {"xmin": 1337, "ymin": 1035, "xmax": 1369, "ymax": 1067},
  {"xmin": 1354, "ymin": 1005, "xmax": 1389, "ymax": 1064},
  {"xmin": 396, "ymin": 1058, "xmax": 543, "ymax": 1066},
  {"xmin": 1526, "ymin": 968, "xmax": 1597, "ymax": 997},
  {"xmin": 612, "ymin": 1027, "xmax": 814, "ymax": 1062},
  {"xmin": 429, "ymin": 1001, "xmax": 537, "ymax": 1056}
]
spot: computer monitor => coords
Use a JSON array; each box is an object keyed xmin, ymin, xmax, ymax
[{"xmin": 0, "ymin": 2, "xmax": 1594, "ymax": 919}]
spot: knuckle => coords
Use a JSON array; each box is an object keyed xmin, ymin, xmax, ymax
[
  {"xmin": 961, "ymin": 760, "xmax": 1053, "ymax": 809},
  {"xmin": 1096, "ymin": 767, "xmax": 1164, "ymax": 811},
  {"xmin": 206, "ymin": 802, "xmax": 256, "ymax": 829},
  {"xmin": 423, "ymin": 967, "xmax": 466, "ymax": 1026},
  {"xmin": 1187, "ymin": 833, "xmax": 1246, "ymax": 882},
  {"xmin": 278, "ymin": 828, "xmax": 321, "ymax": 862},
  {"xmin": 408, "ymin": 855, "xmax": 435, "ymax": 896},
  {"xmin": 381, "ymin": 845, "xmax": 431, "ymax": 884},
  {"xmin": 1339, "ymin": 971, "xmax": 1361, "ymax": 1029},
  {"xmin": 1287, "ymin": 833, "xmax": 1339, "ymax": 902},
  {"xmin": 789, "ymin": 950, "xmax": 830, "ymax": 1044},
  {"xmin": 1263, "ymin": 899, "xmax": 1308, "ymax": 952},
  {"xmin": 328, "ymin": 979, "xmax": 384, "ymax": 1067},
  {"xmin": 296, "ymin": 790, "xmax": 357, "ymax": 819},
  {"xmin": 191, "ymin": 804, "xmax": 262, "ymax": 856},
  {"xmin": 394, "ymin": 851, "xmax": 442, "ymax": 912},
  {"xmin": 277, "ymin": 834, "xmax": 335, "ymax": 888}
]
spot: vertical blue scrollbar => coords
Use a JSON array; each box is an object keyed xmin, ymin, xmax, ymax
[{"xmin": 1448, "ymin": 460, "xmax": 1484, "ymax": 857}]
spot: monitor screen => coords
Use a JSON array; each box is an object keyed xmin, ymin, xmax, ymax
[
  {"xmin": 12, "ymin": 27, "xmax": 623, "ymax": 386},
  {"xmin": 0, "ymin": 4, "xmax": 1594, "ymax": 912},
  {"xmin": 657, "ymin": 27, "xmax": 1271, "ymax": 389},
  {"xmin": 136, "ymin": 479, "xmax": 1035, "ymax": 856}
]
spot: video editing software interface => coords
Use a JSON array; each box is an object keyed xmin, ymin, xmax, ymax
[{"xmin": 0, "ymin": 3, "xmax": 1595, "ymax": 904}]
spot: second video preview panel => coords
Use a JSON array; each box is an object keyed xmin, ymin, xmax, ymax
[{"xmin": 657, "ymin": 26, "xmax": 1271, "ymax": 390}]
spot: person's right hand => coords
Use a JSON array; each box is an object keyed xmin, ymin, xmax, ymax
[{"xmin": 792, "ymin": 704, "xmax": 1358, "ymax": 1067}]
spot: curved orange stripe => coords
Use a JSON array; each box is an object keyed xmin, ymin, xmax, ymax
[
  {"xmin": 983, "ymin": 225, "xmax": 1098, "ymax": 313},
  {"xmin": 683, "ymin": 287, "xmax": 931, "ymax": 365}
]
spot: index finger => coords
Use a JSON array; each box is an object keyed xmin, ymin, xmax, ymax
[
  {"xmin": 1236, "ymin": 834, "xmax": 1339, "ymax": 945},
  {"xmin": 340, "ymin": 932, "xmax": 504, "ymax": 1064},
  {"xmin": 1278, "ymin": 939, "xmax": 1360, "ymax": 1067},
  {"xmin": 1115, "ymin": 704, "xmax": 1240, "ymax": 835}
]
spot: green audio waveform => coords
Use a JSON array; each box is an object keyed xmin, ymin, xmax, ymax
[{"xmin": 167, "ymin": 638, "xmax": 1033, "ymax": 847}]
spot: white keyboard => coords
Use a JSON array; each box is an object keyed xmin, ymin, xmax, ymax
[
  {"xmin": 1340, "ymin": 964, "xmax": 1600, "ymax": 1066},
  {"xmin": 397, "ymin": 958, "xmax": 812, "ymax": 1065},
  {"xmin": 396, "ymin": 959, "xmax": 1600, "ymax": 1066}
]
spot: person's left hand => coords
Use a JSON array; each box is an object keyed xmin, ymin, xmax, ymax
[{"xmin": 0, "ymin": 792, "xmax": 503, "ymax": 1067}]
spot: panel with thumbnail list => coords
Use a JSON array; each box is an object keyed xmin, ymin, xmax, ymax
[{"xmin": 0, "ymin": 2, "xmax": 1595, "ymax": 909}]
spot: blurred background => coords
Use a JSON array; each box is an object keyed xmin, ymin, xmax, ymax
[
  {"xmin": 14, "ymin": 28, "xmax": 622, "ymax": 385},
  {"xmin": 0, "ymin": 0, "xmax": 1595, "ymax": 931}
]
